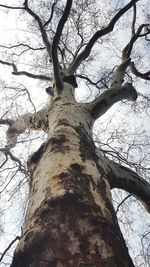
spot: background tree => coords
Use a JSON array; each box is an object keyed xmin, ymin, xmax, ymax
[{"xmin": 0, "ymin": 0, "xmax": 150, "ymax": 266}]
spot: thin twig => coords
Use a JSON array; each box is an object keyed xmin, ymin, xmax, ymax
[
  {"xmin": 0, "ymin": 43, "xmax": 45, "ymax": 51},
  {"xmin": 116, "ymin": 194, "xmax": 132, "ymax": 213},
  {"xmin": 0, "ymin": 236, "xmax": 20, "ymax": 262},
  {"xmin": 0, "ymin": 4, "xmax": 23, "ymax": 10},
  {"xmin": 44, "ymin": 0, "xmax": 58, "ymax": 27}
]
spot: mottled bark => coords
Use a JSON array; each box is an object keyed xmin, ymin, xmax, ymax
[
  {"xmin": 96, "ymin": 148, "xmax": 150, "ymax": 212},
  {"xmin": 11, "ymin": 84, "xmax": 135, "ymax": 267}
]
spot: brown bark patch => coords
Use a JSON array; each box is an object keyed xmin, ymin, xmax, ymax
[
  {"xmin": 48, "ymin": 134, "xmax": 70, "ymax": 153},
  {"xmin": 28, "ymin": 142, "xmax": 47, "ymax": 165},
  {"xmin": 11, "ymin": 198, "xmax": 135, "ymax": 267},
  {"xmin": 75, "ymin": 124, "xmax": 97, "ymax": 161},
  {"xmin": 57, "ymin": 118, "xmax": 72, "ymax": 127}
]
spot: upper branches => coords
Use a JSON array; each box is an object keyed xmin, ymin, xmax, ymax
[
  {"xmin": 0, "ymin": 2, "xmax": 51, "ymax": 57},
  {"xmin": 0, "ymin": 1, "xmax": 73, "ymax": 92},
  {"xmin": 68, "ymin": 0, "xmax": 139, "ymax": 74},
  {"xmin": 23, "ymin": 0, "xmax": 51, "ymax": 58},
  {"xmin": 82, "ymin": 1, "xmax": 150, "ymax": 121},
  {"xmin": 122, "ymin": 5, "xmax": 150, "ymax": 80},
  {"xmin": 122, "ymin": 24, "xmax": 150, "ymax": 61}
]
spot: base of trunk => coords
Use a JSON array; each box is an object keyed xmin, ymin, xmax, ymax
[{"xmin": 11, "ymin": 194, "xmax": 134, "ymax": 267}]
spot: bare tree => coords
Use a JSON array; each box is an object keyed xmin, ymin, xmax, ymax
[{"xmin": 0, "ymin": 0, "xmax": 150, "ymax": 266}]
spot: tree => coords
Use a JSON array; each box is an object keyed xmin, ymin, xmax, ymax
[{"xmin": 0, "ymin": 0, "xmax": 150, "ymax": 266}]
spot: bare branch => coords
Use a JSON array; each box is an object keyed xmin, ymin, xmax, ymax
[
  {"xmin": 23, "ymin": 0, "xmax": 51, "ymax": 58},
  {"xmin": 116, "ymin": 194, "xmax": 132, "ymax": 213},
  {"xmin": 76, "ymin": 74, "xmax": 105, "ymax": 89},
  {"xmin": 0, "ymin": 59, "xmax": 51, "ymax": 81},
  {"xmin": 0, "ymin": 59, "xmax": 17, "ymax": 72},
  {"xmin": 118, "ymin": 22, "xmax": 150, "ymax": 82},
  {"xmin": 130, "ymin": 61, "xmax": 150, "ymax": 81},
  {"xmin": 0, "ymin": 154, "xmax": 8, "ymax": 168},
  {"xmin": 122, "ymin": 24, "xmax": 149, "ymax": 60},
  {"xmin": 12, "ymin": 71, "xmax": 51, "ymax": 81},
  {"xmin": 131, "ymin": 3, "xmax": 137, "ymax": 36},
  {"xmin": 44, "ymin": 0, "xmax": 58, "ymax": 27},
  {"xmin": 68, "ymin": 0, "xmax": 139, "ymax": 74},
  {"xmin": 111, "ymin": 58, "xmax": 131, "ymax": 88},
  {"xmin": 111, "ymin": 19, "xmax": 150, "ymax": 88},
  {"xmin": 0, "ymin": 236, "xmax": 20, "ymax": 263},
  {"xmin": 0, "ymin": 43, "xmax": 45, "ymax": 51},
  {"xmin": 96, "ymin": 148, "xmax": 150, "ymax": 213},
  {"xmin": 0, "ymin": 4, "xmax": 23, "ymax": 10},
  {"xmin": 85, "ymin": 83, "xmax": 137, "ymax": 120},
  {"xmin": 0, "ymin": 119, "xmax": 13, "ymax": 126},
  {"xmin": 52, "ymin": 0, "xmax": 73, "ymax": 92},
  {"xmin": 2, "ymin": 107, "xmax": 50, "ymax": 150},
  {"xmin": 0, "ymin": 148, "xmax": 28, "ymax": 174}
]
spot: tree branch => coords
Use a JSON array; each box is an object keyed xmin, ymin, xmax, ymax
[
  {"xmin": 0, "ymin": 4, "xmax": 23, "ymax": 10},
  {"xmin": 111, "ymin": 21, "xmax": 150, "ymax": 89},
  {"xmin": 44, "ymin": 0, "xmax": 58, "ymax": 27},
  {"xmin": 0, "ymin": 236, "xmax": 20, "ymax": 263},
  {"xmin": 0, "ymin": 119, "xmax": 13, "ymax": 126},
  {"xmin": 68, "ymin": 0, "xmax": 139, "ymax": 74},
  {"xmin": 0, "ymin": 59, "xmax": 51, "ymax": 81},
  {"xmin": 0, "ymin": 148, "xmax": 28, "ymax": 174},
  {"xmin": 0, "ymin": 43, "xmax": 45, "ymax": 51},
  {"xmin": 130, "ymin": 61, "xmax": 150, "ymax": 81},
  {"xmin": 12, "ymin": 71, "xmax": 51, "ymax": 81},
  {"xmin": 76, "ymin": 74, "xmax": 106, "ymax": 90},
  {"xmin": 111, "ymin": 58, "xmax": 131, "ymax": 88},
  {"xmin": 122, "ymin": 23, "xmax": 149, "ymax": 60},
  {"xmin": 23, "ymin": 0, "xmax": 51, "ymax": 58},
  {"xmin": 96, "ymin": 148, "xmax": 150, "ymax": 213},
  {"xmin": 51, "ymin": 0, "xmax": 73, "ymax": 92},
  {"xmin": 1, "ymin": 108, "xmax": 49, "ymax": 150},
  {"xmin": 116, "ymin": 194, "xmax": 132, "ymax": 213},
  {"xmin": 0, "ymin": 59, "xmax": 17, "ymax": 72},
  {"xmin": 131, "ymin": 3, "xmax": 136, "ymax": 36},
  {"xmin": 85, "ymin": 83, "xmax": 138, "ymax": 120}
]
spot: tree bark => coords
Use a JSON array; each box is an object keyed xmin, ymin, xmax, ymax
[{"xmin": 11, "ymin": 84, "xmax": 135, "ymax": 267}]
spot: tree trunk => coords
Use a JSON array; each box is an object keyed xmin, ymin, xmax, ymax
[{"xmin": 11, "ymin": 84, "xmax": 135, "ymax": 267}]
